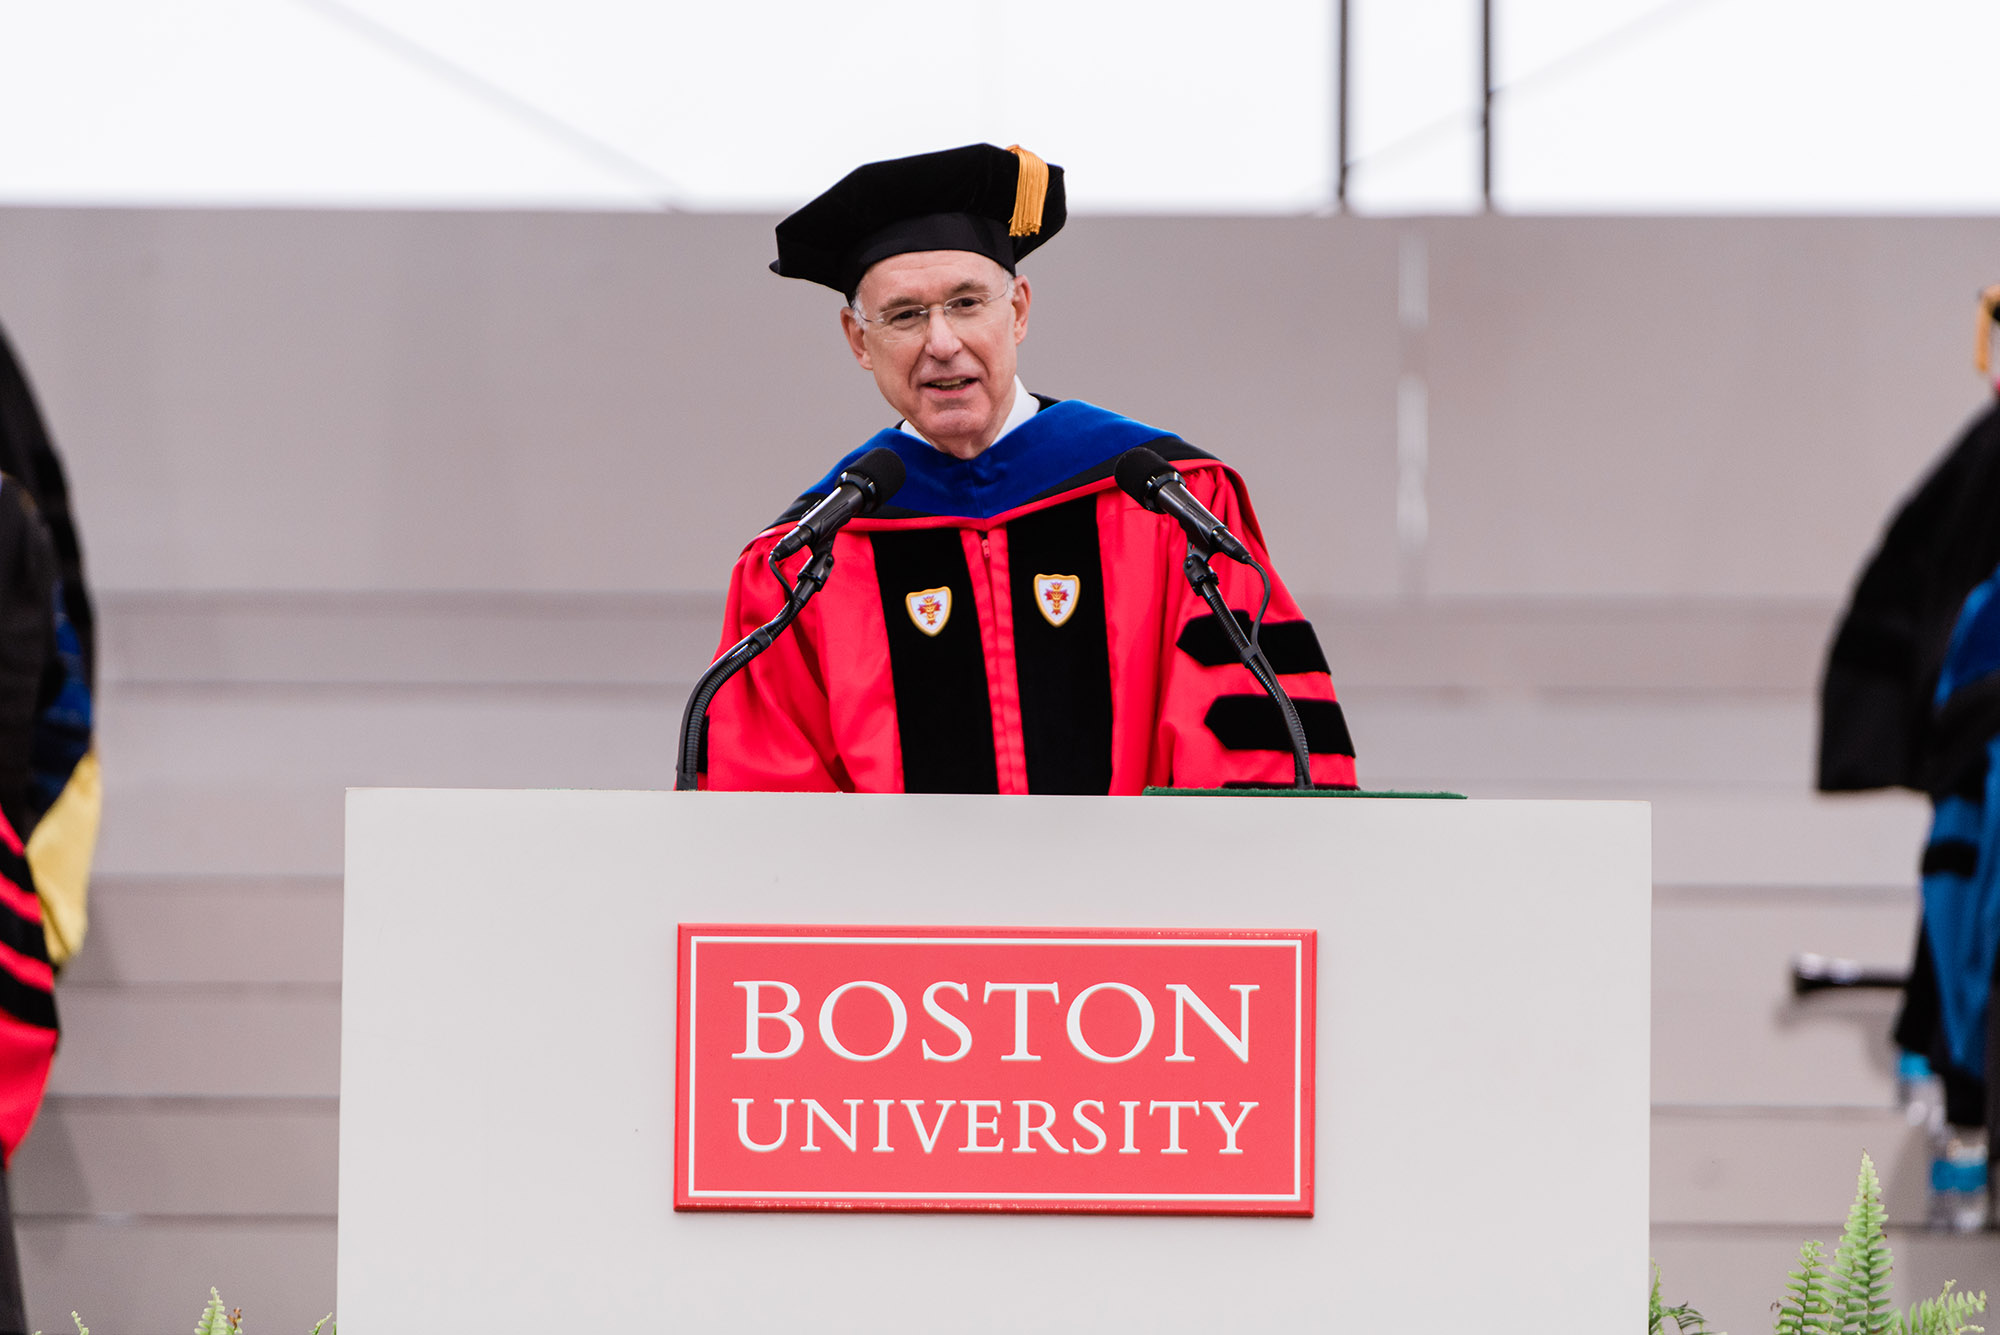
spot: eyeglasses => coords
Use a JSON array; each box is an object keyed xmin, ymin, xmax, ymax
[{"xmin": 850, "ymin": 282, "xmax": 1015, "ymax": 342}]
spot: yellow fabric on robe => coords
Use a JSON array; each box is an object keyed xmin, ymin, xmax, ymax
[{"xmin": 27, "ymin": 748, "xmax": 98, "ymax": 967}]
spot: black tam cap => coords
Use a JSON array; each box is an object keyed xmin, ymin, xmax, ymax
[{"xmin": 772, "ymin": 143, "xmax": 1066, "ymax": 298}]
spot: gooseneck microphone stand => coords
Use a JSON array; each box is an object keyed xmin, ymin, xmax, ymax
[
  {"xmin": 1179, "ymin": 536, "xmax": 1315, "ymax": 791},
  {"xmin": 677, "ymin": 446, "xmax": 903, "ymax": 790},
  {"xmin": 673, "ymin": 543, "xmax": 837, "ymax": 791}
]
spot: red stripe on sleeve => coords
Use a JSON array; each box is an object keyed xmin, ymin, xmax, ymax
[
  {"xmin": 0, "ymin": 941, "xmax": 53, "ymax": 994},
  {"xmin": 0, "ymin": 874, "xmax": 41, "ymax": 926}
]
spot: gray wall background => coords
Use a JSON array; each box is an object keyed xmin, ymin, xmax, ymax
[
  {"xmin": 1, "ymin": 210, "xmax": 1988, "ymax": 600},
  {"xmin": 0, "ymin": 208, "xmax": 1995, "ymax": 1332}
]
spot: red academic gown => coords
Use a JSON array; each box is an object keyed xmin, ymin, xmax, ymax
[
  {"xmin": 0, "ymin": 811, "xmax": 53, "ymax": 1164},
  {"xmin": 703, "ymin": 398, "xmax": 1357, "ymax": 795}
]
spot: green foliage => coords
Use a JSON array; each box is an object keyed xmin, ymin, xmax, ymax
[
  {"xmin": 1831, "ymin": 1154, "xmax": 1897, "ymax": 1334},
  {"xmin": 1731, "ymin": 1152, "xmax": 1988, "ymax": 1335},
  {"xmin": 1894, "ymin": 1283, "xmax": 1986, "ymax": 1335},
  {"xmin": 193, "ymin": 1287, "xmax": 237, "ymax": 1335},
  {"xmin": 1775, "ymin": 1239, "xmax": 1834, "ymax": 1335}
]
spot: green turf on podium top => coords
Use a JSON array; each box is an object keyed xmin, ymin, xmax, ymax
[{"xmin": 1142, "ymin": 787, "xmax": 1466, "ymax": 799}]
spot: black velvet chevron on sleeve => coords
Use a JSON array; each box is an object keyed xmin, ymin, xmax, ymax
[
  {"xmin": 1176, "ymin": 613, "xmax": 1330, "ymax": 675},
  {"xmin": 1204, "ymin": 695, "xmax": 1354, "ymax": 756}
]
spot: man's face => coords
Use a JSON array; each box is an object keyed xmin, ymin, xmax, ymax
[{"xmin": 840, "ymin": 250, "xmax": 1032, "ymax": 460}]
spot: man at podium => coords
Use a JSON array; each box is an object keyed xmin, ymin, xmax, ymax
[{"xmin": 701, "ymin": 143, "xmax": 1357, "ymax": 796}]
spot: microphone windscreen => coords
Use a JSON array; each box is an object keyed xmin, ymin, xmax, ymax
[
  {"xmin": 843, "ymin": 447, "xmax": 907, "ymax": 511},
  {"xmin": 1113, "ymin": 446, "xmax": 1174, "ymax": 512}
]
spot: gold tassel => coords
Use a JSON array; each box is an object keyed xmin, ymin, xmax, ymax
[
  {"xmin": 1978, "ymin": 283, "xmax": 2000, "ymax": 378},
  {"xmin": 1005, "ymin": 145, "xmax": 1049, "ymax": 238}
]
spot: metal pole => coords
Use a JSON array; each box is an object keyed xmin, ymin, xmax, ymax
[
  {"xmin": 1336, "ymin": 0, "xmax": 1352, "ymax": 210},
  {"xmin": 1480, "ymin": 0, "xmax": 1494, "ymax": 210},
  {"xmin": 1336, "ymin": 0, "xmax": 1352, "ymax": 209}
]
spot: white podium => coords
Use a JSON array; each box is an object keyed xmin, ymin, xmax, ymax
[{"xmin": 339, "ymin": 790, "xmax": 1649, "ymax": 1332}]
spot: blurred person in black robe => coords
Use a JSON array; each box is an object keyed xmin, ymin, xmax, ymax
[
  {"xmin": 0, "ymin": 321, "xmax": 97, "ymax": 969},
  {"xmin": 1820, "ymin": 312, "xmax": 2000, "ymax": 1182},
  {"xmin": 0, "ymin": 481, "xmax": 67, "ymax": 1334},
  {"xmin": 0, "ymin": 319, "xmax": 100, "ymax": 1332},
  {"xmin": 1820, "ymin": 400, "xmax": 2000, "ymax": 793},
  {"xmin": 0, "ymin": 324, "xmax": 91, "ymax": 695}
]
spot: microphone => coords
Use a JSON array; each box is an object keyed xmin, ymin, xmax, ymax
[
  {"xmin": 771, "ymin": 447, "xmax": 906, "ymax": 560},
  {"xmin": 1113, "ymin": 447, "xmax": 1252, "ymax": 563},
  {"xmin": 1115, "ymin": 445, "xmax": 1313, "ymax": 788},
  {"xmin": 674, "ymin": 447, "xmax": 904, "ymax": 789}
]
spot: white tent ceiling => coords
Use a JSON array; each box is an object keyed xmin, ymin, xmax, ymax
[
  {"xmin": 1353, "ymin": 0, "xmax": 2000, "ymax": 213},
  {"xmin": 0, "ymin": 0, "xmax": 1333, "ymax": 211},
  {"xmin": 0, "ymin": 0, "xmax": 1995, "ymax": 214}
]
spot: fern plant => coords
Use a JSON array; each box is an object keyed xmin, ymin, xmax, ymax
[
  {"xmin": 194, "ymin": 1287, "xmax": 237, "ymax": 1335},
  {"xmin": 1832, "ymin": 1154, "xmax": 1898, "ymax": 1333},
  {"xmin": 1902, "ymin": 1286, "xmax": 1989, "ymax": 1335},
  {"xmin": 1653, "ymin": 1261, "xmax": 1720, "ymax": 1333},
  {"xmin": 1770, "ymin": 1152, "xmax": 1987, "ymax": 1335},
  {"xmin": 34, "ymin": 1289, "xmax": 333, "ymax": 1335},
  {"xmin": 1774, "ymin": 1239, "xmax": 1834, "ymax": 1334}
]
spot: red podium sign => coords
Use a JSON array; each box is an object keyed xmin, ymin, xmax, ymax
[{"xmin": 675, "ymin": 925, "xmax": 1315, "ymax": 1214}]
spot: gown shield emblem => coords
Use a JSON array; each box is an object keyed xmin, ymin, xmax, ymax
[
  {"xmin": 906, "ymin": 587, "xmax": 952, "ymax": 636},
  {"xmin": 1034, "ymin": 574, "xmax": 1081, "ymax": 628}
]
